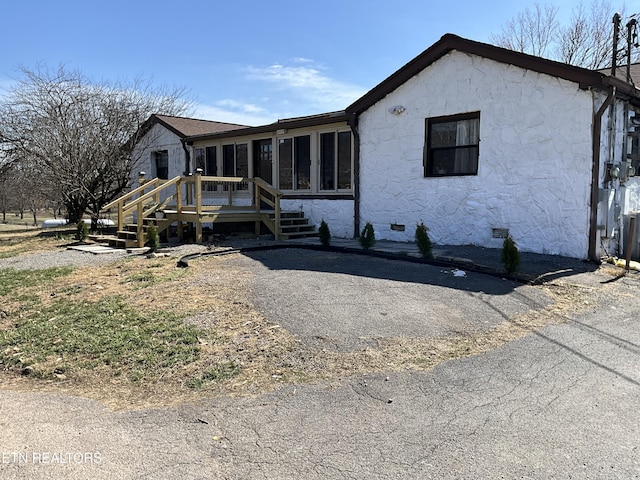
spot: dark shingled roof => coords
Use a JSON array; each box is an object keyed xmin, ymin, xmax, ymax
[
  {"xmin": 598, "ymin": 63, "xmax": 640, "ymax": 86},
  {"xmin": 150, "ymin": 114, "xmax": 248, "ymax": 138},
  {"xmin": 185, "ymin": 111, "xmax": 350, "ymax": 142}
]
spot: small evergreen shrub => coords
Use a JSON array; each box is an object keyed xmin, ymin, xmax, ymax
[
  {"xmin": 359, "ymin": 222, "xmax": 376, "ymax": 250},
  {"xmin": 415, "ymin": 222, "xmax": 433, "ymax": 259},
  {"xmin": 501, "ymin": 234, "xmax": 520, "ymax": 274},
  {"xmin": 145, "ymin": 224, "xmax": 160, "ymax": 253},
  {"xmin": 318, "ymin": 220, "xmax": 331, "ymax": 247},
  {"xmin": 75, "ymin": 221, "xmax": 88, "ymax": 242}
]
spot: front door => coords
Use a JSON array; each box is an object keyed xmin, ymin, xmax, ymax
[{"xmin": 253, "ymin": 139, "xmax": 273, "ymax": 185}]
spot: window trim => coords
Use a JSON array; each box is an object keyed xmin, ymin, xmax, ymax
[
  {"xmin": 424, "ymin": 111, "xmax": 480, "ymax": 178},
  {"xmin": 153, "ymin": 150, "xmax": 169, "ymax": 180},
  {"xmin": 277, "ymin": 135, "xmax": 313, "ymax": 191},
  {"xmin": 318, "ymin": 128, "xmax": 353, "ymax": 192},
  {"xmin": 191, "ymin": 125, "xmax": 354, "ymax": 197}
]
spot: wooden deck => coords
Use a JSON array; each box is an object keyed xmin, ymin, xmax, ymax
[{"xmin": 100, "ymin": 174, "xmax": 317, "ymax": 248}]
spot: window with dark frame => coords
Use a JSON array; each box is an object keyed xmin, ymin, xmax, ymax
[
  {"xmin": 222, "ymin": 143, "xmax": 248, "ymax": 190},
  {"xmin": 153, "ymin": 150, "xmax": 169, "ymax": 180},
  {"xmin": 278, "ymin": 135, "xmax": 311, "ymax": 191},
  {"xmin": 424, "ymin": 112, "xmax": 480, "ymax": 177},
  {"xmin": 320, "ymin": 131, "xmax": 352, "ymax": 191},
  {"xmin": 194, "ymin": 146, "xmax": 217, "ymax": 191}
]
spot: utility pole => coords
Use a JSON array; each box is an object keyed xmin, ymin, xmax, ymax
[{"xmin": 612, "ymin": 13, "xmax": 621, "ymax": 77}]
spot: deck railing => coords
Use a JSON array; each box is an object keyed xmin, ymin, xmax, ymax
[{"xmin": 101, "ymin": 174, "xmax": 282, "ymax": 245}]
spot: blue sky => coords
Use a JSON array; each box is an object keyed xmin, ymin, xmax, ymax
[{"xmin": 0, "ymin": 0, "xmax": 594, "ymax": 126}]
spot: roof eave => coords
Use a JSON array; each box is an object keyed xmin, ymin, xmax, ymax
[{"xmin": 186, "ymin": 111, "xmax": 350, "ymax": 142}]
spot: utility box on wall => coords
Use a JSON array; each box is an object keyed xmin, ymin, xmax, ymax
[{"xmin": 622, "ymin": 213, "xmax": 640, "ymax": 260}]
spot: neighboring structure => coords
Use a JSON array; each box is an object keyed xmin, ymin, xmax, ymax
[{"xmin": 132, "ymin": 34, "xmax": 640, "ymax": 260}]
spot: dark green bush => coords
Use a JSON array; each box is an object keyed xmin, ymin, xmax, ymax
[
  {"xmin": 318, "ymin": 220, "xmax": 331, "ymax": 247},
  {"xmin": 75, "ymin": 221, "xmax": 88, "ymax": 242},
  {"xmin": 145, "ymin": 224, "xmax": 160, "ymax": 253},
  {"xmin": 359, "ymin": 222, "xmax": 376, "ymax": 250},
  {"xmin": 501, "ymin": 234, "xmax": 520, "ymax": 274},
  {"xmin": 415, "ymin": 222, "xmax": 433, "ymax": 259}
]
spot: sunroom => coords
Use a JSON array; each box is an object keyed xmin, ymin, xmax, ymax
[{"xmin": 182, "ymin": 111, "xmax": 357, "ymax": 238}]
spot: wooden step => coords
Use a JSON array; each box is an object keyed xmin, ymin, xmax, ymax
[
  {"xmin": 280, "ymin": 224, "xmax": 315, "ymax": 233},
  {"xmin": 269, "ymin": 210, "xmax": 318, "ymax": 239},
  {"xmin": 117, "ymin": 230, "xmax": 139, "ymax": 240},
  {"xmin": 108, "ymin": 237, "xmax": 139, "ymax": 249},
  {"xmin": 279, "ymin": 231, "xmax": 319, "ymax": 240}
]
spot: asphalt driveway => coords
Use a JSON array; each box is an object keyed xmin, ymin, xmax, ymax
[
  {"xmin": 1, "ymin": 250, "xmax": 639, "ymax": 479},
  {"xmin": 233, "ymin": 249, "xmax": 552, "ymax": 352}
]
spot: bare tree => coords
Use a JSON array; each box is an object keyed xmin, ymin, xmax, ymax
[
  {"xmin": 0, "ymin": 66, "xmax": 190, "ymax": 227},
  {"xmin": 557, "ymin": 1, "xmax": 615, "ymax": 69},
  {"xmin": 490, "ymin": 4, "xmax": 560, "ymax": 58},
  {"xmin": 491, "ymin": 1, "xmax": 638, "ymax": 70}
]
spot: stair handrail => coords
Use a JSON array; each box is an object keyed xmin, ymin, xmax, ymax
[
  {"xmin": 102, "ymin": 176, "xmax": 181, "ymax": 232},
  {"xmin": 101, "ymin": 180, "xmax": 158, "ymax": 212},
  {"xmin": 122, "ymin": 176, "xmax": 182, "ymax": 217},
  {"xmin": 252, "ymin": 177, "xmax": 282, "ymax": 240}
]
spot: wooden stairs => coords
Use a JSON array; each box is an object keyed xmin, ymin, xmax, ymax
[
  {"xmin": 102, "ymin": 210, "xmax": 317, "ymax": 249},
  {"xmin": 274, "ymin": 211, "xmax": 319, "ymax": 240},
  {"xmin": 98, "ymin": 175, "xmax": 319, "ymax": 249},
  {"xmin": 106, "ymin": 217, "xmax": 173, "ymax": 249}
]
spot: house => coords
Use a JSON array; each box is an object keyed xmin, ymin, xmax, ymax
[{"xmin": 128, "ymin": 34, "xmax": 640, "ymax": 260}]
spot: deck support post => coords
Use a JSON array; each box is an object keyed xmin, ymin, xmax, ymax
[
  {"xmin": 195, "ymin": 170, "xmax": 203, "ymax": 243},
  {"xmin": 137, "ymin": 201, "xmax": 144, "ymax": 248}
]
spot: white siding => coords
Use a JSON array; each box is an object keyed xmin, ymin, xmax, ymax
[
  {"xmin": 358, "ymin": 51, "xmax": 594, "ymax": 258},
  {"xmin": 131, "ymin": 123, "xmax": 186, "ymax": 182}
]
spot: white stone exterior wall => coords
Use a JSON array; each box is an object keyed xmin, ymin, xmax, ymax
[
  {"xmin": 358, "ymin": 51, "xmax": 595, "ymax": 258},
  {"xmin": 282, "ymin": 199, "xmax": 354, "ymax": 238}
]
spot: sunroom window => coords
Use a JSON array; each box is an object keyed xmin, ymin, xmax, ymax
[
  {"xmin": 278, "ymin": 135, "xmax": 311, "ymax": 190},
  {"xmin": 222, "ymin": 143, "xmax": 249, "ymax": 190},
  {"xmin": 194, "ymin": 146, "xmax": 218, "ymax": 191},
  {"xmin": 320, "ymin": 131, "xmax": 352, "ymax": 190}
]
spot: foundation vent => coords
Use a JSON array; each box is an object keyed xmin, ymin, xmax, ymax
[{"xmin": 492, "ymin": 228, "xmax": 509, "ymax": 239}]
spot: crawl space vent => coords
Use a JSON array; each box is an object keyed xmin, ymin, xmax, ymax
[{"xmin": 492, "ymin": 228, "xmax": 509, "ymax": 239}]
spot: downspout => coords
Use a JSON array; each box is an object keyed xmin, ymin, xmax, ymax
[
  {"xmin": 348, "ymin": 113, "xmax": 361, "ymax": 238},
  {"xmin": 589, "ymin": 86, "xmax": 615, "ymax": 262},
  {"xmin": 181, "ymin": 139, "xmax": 192, "ymax": 175}
]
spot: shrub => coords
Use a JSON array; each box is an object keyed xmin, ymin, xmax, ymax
[
  {"xmin": 75, "ymin": 221, "xmax": 88, "ymax": 242},
  {"xmin": 501, "ymin": 234, "xmax": 520, "ymax": 274},
  {"xmin": 145, "ymin": 224, "xmax": 160, "ymax": 253},
  {"xmin": 359, "ymin": 222, "xmax": 376, "ymax": 250},
  {"xmin": 318, "ymin": 220, "xmax": 331, "ymax": 247},
  {"xmin": 415, "ymin": 222, "xmax": 433, "ymax": 259}
]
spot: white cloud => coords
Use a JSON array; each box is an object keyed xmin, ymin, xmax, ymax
[
  {"xmin": 191, "ymin": 59, "xmax": 368, "ymax": 125},
  {"xmin": 245, "ymin": 59, "xmax": 366, "ymax": 112},
  {"xmin": 191, "ymin": 102, "xmax": 277, "ymax": 127}
]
